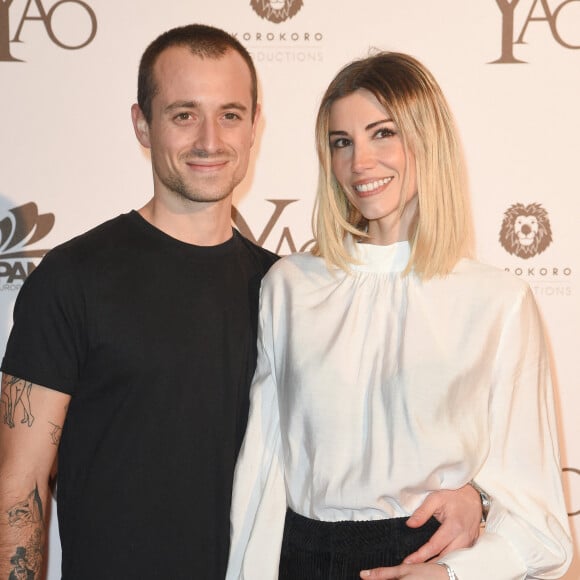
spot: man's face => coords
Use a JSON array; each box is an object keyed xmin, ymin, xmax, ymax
[{"xmin": 133, "ymin": 46, "xmax": 259, "ymax": 206}]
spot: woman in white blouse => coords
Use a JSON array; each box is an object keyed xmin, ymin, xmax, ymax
[{"xmin": 226, "ymin": 52, "xmax": 572, "ymax": 580}]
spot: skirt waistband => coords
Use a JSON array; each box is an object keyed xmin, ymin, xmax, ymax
[{"xmin": 282, "ymin": 508, "xmax": 440, "ymax": 553}]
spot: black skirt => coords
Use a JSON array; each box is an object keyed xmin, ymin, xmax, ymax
[{"xmin": 279, "ymin": 509, "xmax": 440, "ymax": 580}]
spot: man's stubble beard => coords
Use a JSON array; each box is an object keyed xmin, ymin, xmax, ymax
[
  {"xmin": 162, "ymin": 172, "xmax": 235, "ymax": 204},
  {"xmin": 157, "ymin": 148, "xmax": 243, "ymax": 204}
]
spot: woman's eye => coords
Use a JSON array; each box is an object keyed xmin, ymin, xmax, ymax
[
  {"xmin": 376, "ymin": 127, "xmax": 395, "ymax": 139},
  {"xmin": 331, "ymin": 138, "xmax": 350, "ymax": 149}
]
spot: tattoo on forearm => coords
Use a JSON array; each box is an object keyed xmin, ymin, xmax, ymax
[
  {"xmin": 8, "ymin": 532, "xmax": 42, "ymax": 579},
  {"xmin": 1, "ymin": 376, "xmax": 34, "ymax": 429},
  {"xmin": 7, "ymin": 486, "xmax": 43, "ymax": 529},
  {"xmin": 5, "ymin": 487, "xmax": 45, "ymax": 578},
  {"xmin": 48, "ymin": 422, "xmax": 62, "ymax": 446}
]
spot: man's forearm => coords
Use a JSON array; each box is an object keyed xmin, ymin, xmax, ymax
[
  {"xmin": 0, "ymin": 480, "xmax": 48, "ymax": 579},
  {"xmin": 0, "ymin": 375, "xmax": 69, "ymax": 579}
]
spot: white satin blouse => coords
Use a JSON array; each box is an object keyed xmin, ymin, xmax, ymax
[{"xmin": 226, "ymin": 239, "xmax": 572, "ymax": 580}]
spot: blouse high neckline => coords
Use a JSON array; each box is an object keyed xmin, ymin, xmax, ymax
[{"xmin": 349, "ymin": 237, "xmax": 411, "ymax": 273}]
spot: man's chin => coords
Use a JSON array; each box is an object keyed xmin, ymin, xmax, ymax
[{"xmin": 162, "ymin": 178, "xmax": 235, "ymax": 204}]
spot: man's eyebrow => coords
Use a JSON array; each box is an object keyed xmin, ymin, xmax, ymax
[
  {"xmin": 164, "ymin": 101, "xmax": 249, "ymax": 113},
  {"xmin": 220, "ymin": 101, "xmax": 249, "ymax": 113},
  {"xmin": 164, "ymin": 100, "xmax": 199, "ymax": 113}
]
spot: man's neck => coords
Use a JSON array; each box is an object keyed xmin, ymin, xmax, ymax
[{"xmin": 138, "ymin": 196, "xmax": 234, "ymax": 246}]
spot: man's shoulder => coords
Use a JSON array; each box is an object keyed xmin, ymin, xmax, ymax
[
  {"xmin": 53, "ymin": 212, "xmax": 133, "ymax": 254},
  {"xmin": 233, "ymin": 230, "xmax": 279, "ymax": 271},
  {"xmin": 27, "ymin": 213, "xmax": 134, "ymax": 284}
]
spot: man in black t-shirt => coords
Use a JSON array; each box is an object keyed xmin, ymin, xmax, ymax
[
  {"xmin": 0, "ymin": 24, "xmax": 276, "ymax": 580},
  {"xmin": 0, "ymin": 23, "xmax": 482, "ymax": 580}
]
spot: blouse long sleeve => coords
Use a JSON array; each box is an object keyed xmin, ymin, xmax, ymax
[
  {"xmin": 226, "ymin": 287, "xmax": 287, "ymax": 580},
  {"xmin": 441, "ymin": 286, "xmax": 572, "ymax": 579}
]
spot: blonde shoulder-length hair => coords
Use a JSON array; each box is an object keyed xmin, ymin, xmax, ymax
[{"xmin": 311, "ymin": 51, "xmax": 474, "ymax": 279}]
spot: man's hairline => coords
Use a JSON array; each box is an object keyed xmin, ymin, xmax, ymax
[{"xmin": 146, "ymin": 45, "xmax": 258, "ymax": 123}]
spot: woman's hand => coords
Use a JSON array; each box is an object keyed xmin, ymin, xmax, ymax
[
  {"xmin": 403, "ymin": 484, "xmax": 481, "ymax": 563},
  {"xmin": 360, "ymin": 562, "xmax": 450, "ymax": 579},
  {"xmin": 359, "ymin": 485, "xmax": 478, "ymax": 578}
]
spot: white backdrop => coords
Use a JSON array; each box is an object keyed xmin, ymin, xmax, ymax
[{"xmin": 0, "ymin": 1, "xmax": 578, "ymax": 578}]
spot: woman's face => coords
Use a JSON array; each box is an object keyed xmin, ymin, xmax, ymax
[{"xmin": 328, "ymin": 89, "xmax": 418, "ymax": 245}]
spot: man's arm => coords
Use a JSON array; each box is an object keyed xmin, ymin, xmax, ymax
[{"xmin": 0, "ymin": 374, "xmax": 70, "ymax": 579}]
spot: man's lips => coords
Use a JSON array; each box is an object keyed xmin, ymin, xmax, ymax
[{"xmin": 185, "ymin": 159, "xmax": 229, "ymax": 171}]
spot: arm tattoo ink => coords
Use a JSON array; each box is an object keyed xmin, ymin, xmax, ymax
[
  {"xmin": 5, "ymin": 487, "xmax": 45, "ymax": 579},
  {"xmin": 7, "ymin": 487, "xmax": 43, "ymax": 529},
  {"xmin": 8, "ymin": 539, "xmax": 41, "ymax": 579},
  {"xmin": 48, "ymin": 422, "xmax": 62, "ymax": 446},
  {"xmin": 1, "ymin": 377, "xmax": 34, "ymax": 429}
]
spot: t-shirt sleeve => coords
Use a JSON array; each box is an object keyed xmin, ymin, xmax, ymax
[{"xmin": 1, "ymin": 248, "xmax": 86, "ymax": 395}]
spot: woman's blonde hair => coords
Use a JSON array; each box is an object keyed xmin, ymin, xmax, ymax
[{"xmin": 311, "ymin": 52, "xmax": 474, "ymax": 278}]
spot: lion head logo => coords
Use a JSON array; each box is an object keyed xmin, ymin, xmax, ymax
[
  {"xmin": 499, "ymin": 203, "xmax": 553, "ymax": 259},
  {"xmin": 250, "ymin": 0, "xmax": 304, "ymax": 23}
]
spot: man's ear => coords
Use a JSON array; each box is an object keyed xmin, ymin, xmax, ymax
[{"xmin": 131, "ymin": 103, "xmax": 151, "ymax": 149}]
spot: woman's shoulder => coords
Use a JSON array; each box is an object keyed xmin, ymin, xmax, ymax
[
  {"xmin": 263, "ymin": 251, "xmax": 327, "ymax": 281},
  {"xmin": 455, "ymin": 258, "xmax": 525, "ymax": 283},
  {"xmin": 451, "ymin": 258, "xmax": 532, "ymax": 303},
  {"xmin": 259, "ymin": 252, "xmax": 339, "ymax": 303}
]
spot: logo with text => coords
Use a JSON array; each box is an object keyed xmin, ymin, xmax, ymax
[
  {"xmin": 238, "ymin": 0, "xmax": 323, "ymax": 64},
  {"xmin": 0, "ymin": 203, "xmax": 54, "ymax": 290},
  {"xmin": 232, "ymin": 199, "xmax": 314, "ymax": 255},
  {"xmin": 250, "ymin": 0, "xmax": 304, "ymax": 23},
  {"xmin": 492, "ymin": 0, "xmax": 580, "ymax": 63},
  {"xmin": 0, "ymin": 0, "xmax": 97, "ymax": 62},
  {"xmin": 499, "ymin": 202, "xmax": 573, "ymax": 297}
]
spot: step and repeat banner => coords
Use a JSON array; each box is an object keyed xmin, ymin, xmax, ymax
[{"xmin": 1, "ymin": 1, "xmax": 579, "ymax": 577}]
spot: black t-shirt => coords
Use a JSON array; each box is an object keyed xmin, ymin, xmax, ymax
[{"xmin": 1, "ymin": 211, "xmax": 278, "ymax": 579}]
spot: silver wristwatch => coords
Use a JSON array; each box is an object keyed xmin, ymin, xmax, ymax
[{"xmin": 469, "ymin": 480, "xmax": 491, "ymax": 524}]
